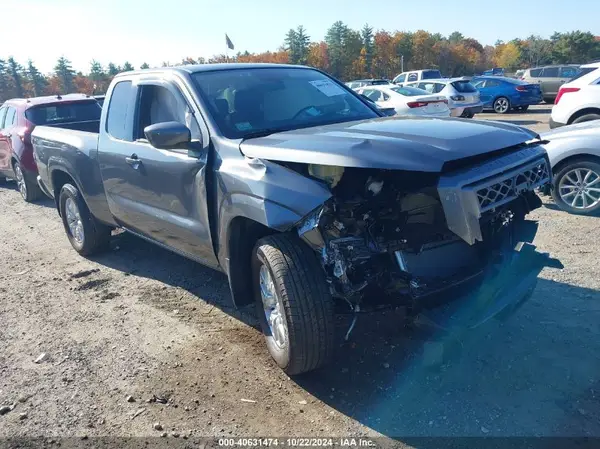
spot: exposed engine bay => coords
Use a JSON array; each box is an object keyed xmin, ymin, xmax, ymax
[{"xmin": 292, "ymin": 146, "xmax": 553, "ymax": 318}]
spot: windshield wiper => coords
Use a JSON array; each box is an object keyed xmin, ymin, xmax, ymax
[{"xmin": 241, "ymin": 128, "xmax": 287, "ymax": 140}]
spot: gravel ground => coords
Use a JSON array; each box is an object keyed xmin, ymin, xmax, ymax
[
  {"xmin": 1, "ymin": 111, "xmax": 599, "ymax": 444},
  {"xmin": 475, "ymin": 104, "xmax": 551, "ymax": 134}
]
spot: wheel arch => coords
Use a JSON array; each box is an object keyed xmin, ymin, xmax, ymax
[
  {"xmin": 567, "ymin": 108, "xmax": 600, "ymax": 125},
  {"xmin": 50, "ymin": 167, "xmax": 86, "ymax": 215},
  {"xmin": 226, "ymin": 216, "xmax": 277, "ymax": 308},
  {"xmin": 552, "ymin": 153, "xmax": 600, "ymax": 176}
]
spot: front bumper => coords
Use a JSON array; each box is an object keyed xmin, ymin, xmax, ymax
[
  {"xmin": 549, "ymin": 116, "xmax": 566, "ymax": 129},
  {"xmin": 415, "ymin": 231, "xmax": 562, "ymax": 333}
]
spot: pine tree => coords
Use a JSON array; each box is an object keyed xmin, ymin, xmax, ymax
[
  {"xmin": 284, "ymin": 28, "xmax": 300, "ymax": 64},
  {"xmin": 54, "ymin": 56, "xmax": 75, "ymax": 93},
  {"xmin": 296, "ymin": 26, "xmax": 310, "ymax": 65},
  {"xmin": 140, "ymin": 62, "xmax": 150, "ymax": 69},
  {"xmin": 7, "ymin": 57, "xmax": 25, "ymax": 98},
  {"xmin": 361, "ymin": 24, "xmax": 374, "ymax": 74},
  {"xmin": 122, "ymin": 61, "xmax": 134, "ymax": 72},
  {"xmin": 0, "ymin": 59, "xmax": 9, "ymax": 102},
  {"xmin": 107, "ymin": 63, "xmax": 120, "ymax": 76},
  {"xmin": 27, "ymin": 60, "xmax": 47, "ymax": 96}
]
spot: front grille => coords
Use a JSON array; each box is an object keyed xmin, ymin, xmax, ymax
[
  {"xmin": 475, "ymin": 158, "xmax": 550, "ymax": 212},
  {"xmin": 437, "ymin": 145, "xmax": 551, "ymax": 245}
]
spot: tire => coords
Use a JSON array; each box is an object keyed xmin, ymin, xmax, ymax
[
  {"xmin": 572, "ymin": 113, "xmax": 600, "ymax": 125},
  {"xmin": 252, "ymin": 234, "xmax": 334, "ymax": 375},
  {"xmin": 493, "ymin": 97, "xmax": 510, "ymax": 114},
  {"xmin": 543, "ymin": 97, "xmax": 554, "ymax": 104},
  {"xmin": 517, "ymin": 105, "xmax": 529, "ymax": 112},
  {"xmin": 13, "ymin": 162, "xmax": 42, "ymax": 202},
  {"xmin": 551, "ymin": 159, "xmax": 600, "ymax": 216},
  {"xmin": 460, "ymin": 111, "xmax": 474, "ymax": 119},
  {"xmin": 58, "ymin": 183, "xmax": 111, "ymax": 255}
]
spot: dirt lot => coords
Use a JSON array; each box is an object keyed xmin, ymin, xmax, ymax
[
  {"xmin": 1, "ymin": 110, "xmax": 600, "ymax": 445},
  {"xmin": 476, "ymin": 104, "xmax": 552, "ymax": 134}
]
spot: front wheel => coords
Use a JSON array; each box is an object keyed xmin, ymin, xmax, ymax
[
  {"xmin": 493, "ymin": 97, "xmax": 510, "ymax": 114},
  {"xmin": 552, "ymin": 160, "xmax": 600, "ymax": 215},
  {"xmin": 253, "ymin": 234, "xmax": 334, "ymax": 375},
  {"xmin": 59, "ymin": 183, "xmax": 111, "ymax": 255}
]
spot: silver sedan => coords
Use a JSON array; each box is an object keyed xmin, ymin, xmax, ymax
[{"xmin": 542, "ymin": 120, "xmax": 600, "ymax": 215}]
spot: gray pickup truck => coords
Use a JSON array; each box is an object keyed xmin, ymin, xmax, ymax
[{"xmin": 32, "ymin": 63, "xmax": 559, "ymax": 374}]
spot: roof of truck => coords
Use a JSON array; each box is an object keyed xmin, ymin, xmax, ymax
[
  {"xmin": 3, "ymin": 93, "xmax": 94, "ymax": 108},
  {"xmin": 116, "ymin": 63, "xmax": 312, "ymax": 78}
]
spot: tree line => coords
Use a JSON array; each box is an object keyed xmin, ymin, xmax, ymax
[{"xmin": 1, "ymin": 25, "xmax": 599, "ymax": 103}]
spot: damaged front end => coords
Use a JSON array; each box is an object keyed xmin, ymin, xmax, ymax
[{"xmin": 295, "ymin": 145, "xmax": 561, "ymax": 334}]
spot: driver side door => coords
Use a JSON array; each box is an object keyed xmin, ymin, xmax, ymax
[{"xmin": 99, "ymin": 78, "xmax": 218, "ymax": 268}]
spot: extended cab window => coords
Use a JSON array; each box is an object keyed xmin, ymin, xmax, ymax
[
  {"xmin": 26, "ymin": 102, "xmax": 100, "ymax": 126},
  {"xmin": 191, "ymin": 67, "xmax": 377, "ymax": 139},
  {"xmin": 135, "ymin": 84, "xmax": 200, "ymax": 141},
  {"xmin": 407, "ymin": 73, "xmax": 418, "ymax": 82},
  {"xmin": 106, "ymin": 81, "xmax": 133, "ymax": 141}
]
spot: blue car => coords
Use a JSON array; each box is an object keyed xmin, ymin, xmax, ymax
[{"xmin": 471, "ymin": 76, "xmax": 542, "ymax": 114}]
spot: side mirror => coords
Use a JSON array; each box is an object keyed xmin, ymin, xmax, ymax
[{"xmin": 144, "ymin": 121, "xmax": 191, "ymax": 149}]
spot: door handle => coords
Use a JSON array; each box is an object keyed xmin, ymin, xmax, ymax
[{"xmin": 125, "ymin": 154, "xmax": 142, "ymax": 169}]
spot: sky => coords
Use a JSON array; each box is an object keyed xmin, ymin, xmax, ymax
[{"xmin": 5, "ymin": 0, "xmax": 600, "ymax": 74}]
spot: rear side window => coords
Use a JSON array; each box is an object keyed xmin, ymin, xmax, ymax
[
  {"xmin": 569, "ymin": 67, "xmax": 597, "ymax": 82},
  {"xmin": 0, "ymin": 107, "xmax": 7, "ymax": 128},
  {"xmin": 433, "ymin": 83, "xmax": 445, "ymax": 93},
  {"xmin": 26, "ymin": 102, "xmax": 100, "ymax": 126},
  {"xmin": 530, "ymin": 68, "xmax": 542, "ymax": 77},
  {"xmin": 560, "ymin": 66, "xmax": 579, "ymax": 78},
  {"xmin": 451, "ymin": 81, "xmax": 477, "ymax": 93},
  {"xmin": 407, "ymin": 73, "xmax": 418, "ymax": 82},
  {"xmin": 422, "ymin": 70, "xmax": 442, "ymax": 80},
  {"xmin": 362, "ymin": 89, "xmax": 383, "ymax": 102},
  {"xmin": 540, "ymin": 67, "xmax": 559, "ymax": 77},
  {"xmin": 106, "ymin": 81, "xmax": 133, "ymax": 141},
  {"xmin": 4, "ymin": 107, "xmax": 17, "ymax": 127},
  {"xmin": 391, "ymin": 86, "xmax": 429, "ymax": 97}
]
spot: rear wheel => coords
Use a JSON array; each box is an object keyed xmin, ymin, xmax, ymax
[
  {"xmin": 493, "ymin": 97, "xmax": 510, "ymax": 114},
  {"xmin": 552, "ymin": 159, "xmax": 600, "ymax": 215},
  {"xmin": 517, "ymin": 105, "xmax": 529, "ymax": 112},
  {"xmin": 13, "ymin": 162, "xmax": 42, "ymax": 202},
  {"xmin": 58, "ymin": 183, "xmax": 111, "ymax": 255},
  {"xmin": 253, "ymin": 234, "xmax": 334, "ymax": 375},
  {"xmin": 572, "ymin": 113, "xmax": 600, "ymax": 125}
]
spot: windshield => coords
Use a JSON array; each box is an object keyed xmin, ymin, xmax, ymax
[
  {"xmin": 451, "ymin": 80, "xmax": 478, "ymax": 93},
  {"xmin": 25, "ymin": 101, "xmax": 101, "ymax": 125},
  {"xmin": 191, "ymin": 67, "xmax": 378, "ymax": 139},
  {"xmin": 390, "ymin": 86, "xmax": 429, "ymax": 96}
]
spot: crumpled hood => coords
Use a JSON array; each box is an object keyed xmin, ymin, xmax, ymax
[{"xmin": 240, "ymin": 116, "xmax": 540, "ymax": 172}]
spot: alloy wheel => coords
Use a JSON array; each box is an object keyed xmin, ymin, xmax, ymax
[
  {"xmin": 558, "ymin": 168, "xmax": 600, "ymax": 210},
  {"xmin": 65, "ymin": 197, "xmax": 85, "ymax": 245},
  {"xmin": 14, "ymin": 165, "xmax": 27, "ymax": 200},
  {"xmin": 259, "ymin": 264, "xmax": 288, "ymax": 349},
  {"xmin": 494, "ymin": 98, "xmax": 509, "ymax": 113}
]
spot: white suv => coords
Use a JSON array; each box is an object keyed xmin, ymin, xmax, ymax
[{"xmin": 550, "ymin": 62, "xmax": 600, "ymax": 129}]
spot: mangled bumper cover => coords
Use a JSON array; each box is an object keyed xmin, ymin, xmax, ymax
[
  {"xmin": 415, "ymin": 222, "xmax": 563, "ymax": 333},
  {"xmin": 437, "ymin": 145, "xmax": 551, "ymax": 245}
]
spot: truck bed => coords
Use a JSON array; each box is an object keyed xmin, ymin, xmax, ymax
[{"xmin": 44, "ymin": 119, "xmax": 100, "ymax": 134}]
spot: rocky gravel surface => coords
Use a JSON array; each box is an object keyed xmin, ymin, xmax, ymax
[{"xmin": 1, "ymin": 160, "xmax": 599, "ymax": 445}]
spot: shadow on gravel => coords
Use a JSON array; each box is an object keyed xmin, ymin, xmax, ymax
[
  {"xmin": 0, "ymin": 182, "xmax": 55, "ymax": 208},
  {"xmin": 89, "ymin": 231, "xmax": 258, "ymax": 327},
  {"xmin": 490, "ymin": 119, "xmax": 541, "ymax": 126},
  {"xmin": 295, "ymin": 279, "xmax": 600, "ymax": 440},
  {"xmin": 87, "ymin": 232, "xmax": 600, "ymax": 440}
]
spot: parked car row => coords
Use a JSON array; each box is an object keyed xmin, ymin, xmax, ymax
[{"xmin": 1, "ymin": 63, "xmax": 560, "ymax": 375}]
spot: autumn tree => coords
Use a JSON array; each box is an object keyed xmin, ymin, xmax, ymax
[
  {"xmin": 27, "ymin": 60, "xmax": 47, "ymax": 96},
  {"xmin": 54, "ymin": 56, "xmax": 75, "ymax": 93},
  {"xmin": 494, "ymin": 42, "xmax": 521, "ymax": 71},
  {"xmin": 307, "ymin": 42, "xmax": 329, "ymax": 72}
]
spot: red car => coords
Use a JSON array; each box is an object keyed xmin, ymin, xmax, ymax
[{"xmin": 0, "ymin": 94, "xmax": 101, "ymax": 202}]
